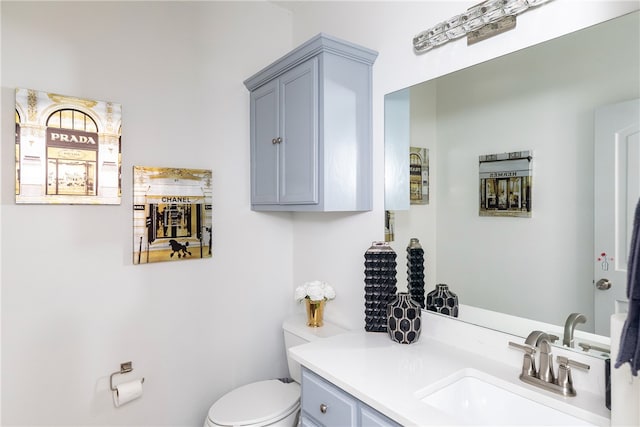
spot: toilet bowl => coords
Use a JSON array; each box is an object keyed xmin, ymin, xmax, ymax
[
  {"xmin": 205, "ymin": 380, "xmax": 300, "ymax": 427},
  {"xmin": 203, "ymin": 315, "xmax": 347, "ymax": 427}
]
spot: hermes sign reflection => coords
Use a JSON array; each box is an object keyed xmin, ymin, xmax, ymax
[{"xmin": 479, "ymin": 151, "xmax": 532, "ymax": 218}]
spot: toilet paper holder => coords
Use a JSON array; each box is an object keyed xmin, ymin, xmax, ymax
[{"xmin": 110, "ymin": 361, "xmax": 145, "ymax": 391}]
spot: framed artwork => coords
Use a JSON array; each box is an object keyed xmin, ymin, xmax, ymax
[
  {"xmin": 15, "ymin": 88, "xmax": 122, "ymax": 204},
  {"xmin": 479, "ymin": 151, "xmax": 532, "ymax": 217},
  {"xmin": 385, "ymin": 210, "xmax": 395, "ymax": 242},
  {"xmin": 410, "ymin": 147, "xmax": 429, "ymax": 205},
  {"xmin": 133, "ymin": 166, "xmax": 213, "ymax": 264}
]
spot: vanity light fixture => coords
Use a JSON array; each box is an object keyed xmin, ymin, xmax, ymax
[{"xmin": 413, "ymin": 0, "xmax": 554, "ymax": 53}]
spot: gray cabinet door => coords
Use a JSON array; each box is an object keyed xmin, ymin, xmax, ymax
[
  {"xmin": 279, "ymin": 57, "xmax": 318, "ymax": 205},
  {"xmin": 250, "ymin": 58, "xmax": 318, "ymax": 205},
  {"xmin": 250, "ymin": 79, "xmax": 279, "ymax": 204}
]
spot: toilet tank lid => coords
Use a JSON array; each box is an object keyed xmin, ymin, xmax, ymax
[
  {"xmin": 208, "ymin": 380, "xmax": 300, "ymax": 426},
  {"xmin": 282, "ymin": 315, "xmax": 349, "ymax": 342}
]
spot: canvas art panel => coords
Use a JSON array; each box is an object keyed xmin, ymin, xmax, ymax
[
  {"xmin": 479, "ymin": 151, "xmax": 532, "ymax": 218},
  {"xmin": 410, "ymin": 147, "xmax": 429, "ymax": 205},
  {"xmin": 133, "ymin": 166, "xmax": 213, "ymax": 264},
  {"xmin": 385, "ymin": 210, "xmax": 395, "ymax": 242},
  {"xmin": 15, "ymin": 88, "xmax": 122, "ymax": 204}
]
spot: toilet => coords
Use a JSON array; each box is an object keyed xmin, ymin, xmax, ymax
[{"xmin": 204, "ymin": 315, "xmax": 348, "ymax": 427}]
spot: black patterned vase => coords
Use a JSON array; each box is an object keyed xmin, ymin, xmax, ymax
[
  {"xmin": 426, "ymin": 283, "xmax": 459, "ymax": 317},
  {"xmin": 387, "ymin": 292, "xmax": 422, "ymax": 344},
  {"xmin": 406, "ymin": 238, "xmax": 425, "ymax": 309},
  {"xmin": 364, "ymin": 241, "xmax": 397, "ymax": 332}
]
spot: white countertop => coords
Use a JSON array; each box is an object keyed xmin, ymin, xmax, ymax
[{"xmin": 289, "ymin": 318, "xmax": 611, "ymax": 426}]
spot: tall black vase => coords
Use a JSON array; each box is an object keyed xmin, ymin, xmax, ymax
[
  {"xmin": 364, "ymin": 241, "xmax": 397, "ymax": 332},
  {"xmin": 426, "ymin": 283, "xmax": 459, "ymax": 317},
  {"xmin": 406, "ymin": 238, "xmax": 425, "ymax": 309}
]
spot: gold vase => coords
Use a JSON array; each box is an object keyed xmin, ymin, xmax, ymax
[{"xmin": 305, "ymin": 299, "xmax": 325, "ymax": 327}]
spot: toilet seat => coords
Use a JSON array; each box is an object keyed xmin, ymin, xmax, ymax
[{"xmin": 207, "ymin": 380, "xmax": 300, "ymax": 427}]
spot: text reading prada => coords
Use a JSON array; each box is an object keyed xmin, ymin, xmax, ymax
[{"xmin": 49, "ymin": 132, "xmax": 96, "ymax": 144}]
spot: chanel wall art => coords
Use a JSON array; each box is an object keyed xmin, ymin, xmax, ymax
[{"xmin": 133, "ymin": 166, "xmax": 213, "ymax": 264}]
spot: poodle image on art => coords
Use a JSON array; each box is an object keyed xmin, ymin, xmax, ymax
[{"xmin": 169, "ymin": 239, "xmax": 191, "ymax": 258}]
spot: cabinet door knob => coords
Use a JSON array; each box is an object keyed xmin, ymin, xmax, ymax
[
  {"xmin": 275, "ymin": 137, "xmax": 283, "ymax": 144},
  {"xmin": 320, "ymin": 403, "xmax": 328, "ymax": 414},
  {"xmin": 271, "ymin": 138, "xmax": 278, "ymax": 144}
]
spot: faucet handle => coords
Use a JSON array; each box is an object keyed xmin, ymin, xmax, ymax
[
  {"xmin": 556, "ymin": 356, "xmax": 590, "ymax": 397},
  {"xmin": 509, "ymin": 341, "xmax": 537, "ymax": 377},
  {"xmin": 557, "ymin": 356, "xmax": 590, "ymax": 371},
  {"xmin": 577, "ymin": 342, "xmax": 611, "ymax": 355}
]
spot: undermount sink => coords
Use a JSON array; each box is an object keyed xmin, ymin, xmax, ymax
[{"xmin": 415, "ymin": 369, "xmax": 596, "ymax": 426}]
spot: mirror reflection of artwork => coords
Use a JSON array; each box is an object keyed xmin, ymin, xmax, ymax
[
  {"xmin": 133, "ymin": 166, "xmax": 213, "ymax": 264},
  {"xmin": 410, "ymin": 147, "xmax": 429, "ymax": 204},
  {"xmin": 385, "ymin": 210, "xmax": 395, "ymax": 242},
  {"xmin": 15, "ymin": 88, "xmax": 122, "ymax": 204},
  {"xmin": 509, "ymin": 178, "xmax": 522, "ymax": 209},
  {"xmin": 485, "ymin": 179, "xmax": 496, "ymax": 209},
  {"xmin": 479, "ymin": 151, "xmax": 532, "ymax": 217}
]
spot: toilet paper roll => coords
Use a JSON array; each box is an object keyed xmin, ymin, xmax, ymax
[{"xmin": 112, "ymin": 379, "xmax": 143, "ymax": 407}]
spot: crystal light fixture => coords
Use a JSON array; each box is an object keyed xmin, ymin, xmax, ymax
[{"xmin": 413, "ymin": 0, "xmax": 553, "ymax": 53}]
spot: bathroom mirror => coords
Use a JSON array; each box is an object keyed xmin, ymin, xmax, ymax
[{"xmin": 384, "ymin": 11, "xmax": 639, "ymax": 356}]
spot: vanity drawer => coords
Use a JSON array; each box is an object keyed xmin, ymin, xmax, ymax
[{"xmin": 302, "ymin": 368, "xmax": 358, "ymax": 426}]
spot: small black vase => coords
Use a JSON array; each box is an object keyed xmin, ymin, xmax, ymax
[
  {"xmin": 387, "ymin": 292, "xmax": 422, "ymax": 344},
  {"xmin": 426, "ymin": 283, "xmax": 459, "ymax": 317},
  {"xmin": 364, "ymin": 241, "xmax": 397, "ymax": 332},
  {"xmin": 406, "ymin": 238, "xmax": 425, "ymax": 308}
]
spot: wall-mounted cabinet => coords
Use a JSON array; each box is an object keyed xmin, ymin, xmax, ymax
[{"xmin": 244, "ymin": 33, "xmax": 378, "ymax": 211}]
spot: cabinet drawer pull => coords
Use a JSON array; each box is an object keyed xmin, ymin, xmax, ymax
[{"xmin": 320, "ymin": 403, "xmax": 328, "ymax": 414}]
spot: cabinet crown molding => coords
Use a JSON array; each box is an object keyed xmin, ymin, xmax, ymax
[{"xmin": 244, "ymin": 33, "xmax": 378, "ymax": 92}]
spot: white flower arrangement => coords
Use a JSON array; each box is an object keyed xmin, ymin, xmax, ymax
[{"xmin": 295, "ymin": 280, "xmax": 336, "ymax": 302}]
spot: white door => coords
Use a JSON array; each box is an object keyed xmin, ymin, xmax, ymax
[{"xmin": 594, "ymin": 98, "xmax": 640, "ymax": 336}]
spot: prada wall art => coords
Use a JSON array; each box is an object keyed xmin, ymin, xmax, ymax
[
  {"xmin": 133, "ymin": 166, "xmax": 213, "ymax": 264},
  {"xmin": 15, "ymin": 88, "xmax": 122, "ymax": 204}
]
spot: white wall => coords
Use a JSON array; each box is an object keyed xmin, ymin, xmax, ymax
[
  {"xmin": 1, "ymin": 2, "xmax": 295, "ymax": 426},
  {"xmin": 2, "ymin": 1, "xmax": 638, "ymax": 426}
]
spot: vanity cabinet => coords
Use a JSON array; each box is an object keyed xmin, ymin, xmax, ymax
[
  {"xmin": 243, "ymin": 34, "xmax": 378, "ymax": 212},
  {"xmin": 301, "ymin": 367, "xmax": 401, "ymax": 427}
]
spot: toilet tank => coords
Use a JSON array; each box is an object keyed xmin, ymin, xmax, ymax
[{"xmin": 282, "ymin": 315, "xmax": 348, "ymax": 383}]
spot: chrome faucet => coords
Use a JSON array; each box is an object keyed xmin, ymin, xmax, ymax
[
  {"xmin": 524, "ymin": 331, "xmax": 555, "ymax": 383},
  {"xmin": 563, "ymin": 313, "xmax": 586, "ymax": 348},
  {"xmin": 509, "ymin": 330, "xmax": 590, "ymax": 397}
]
